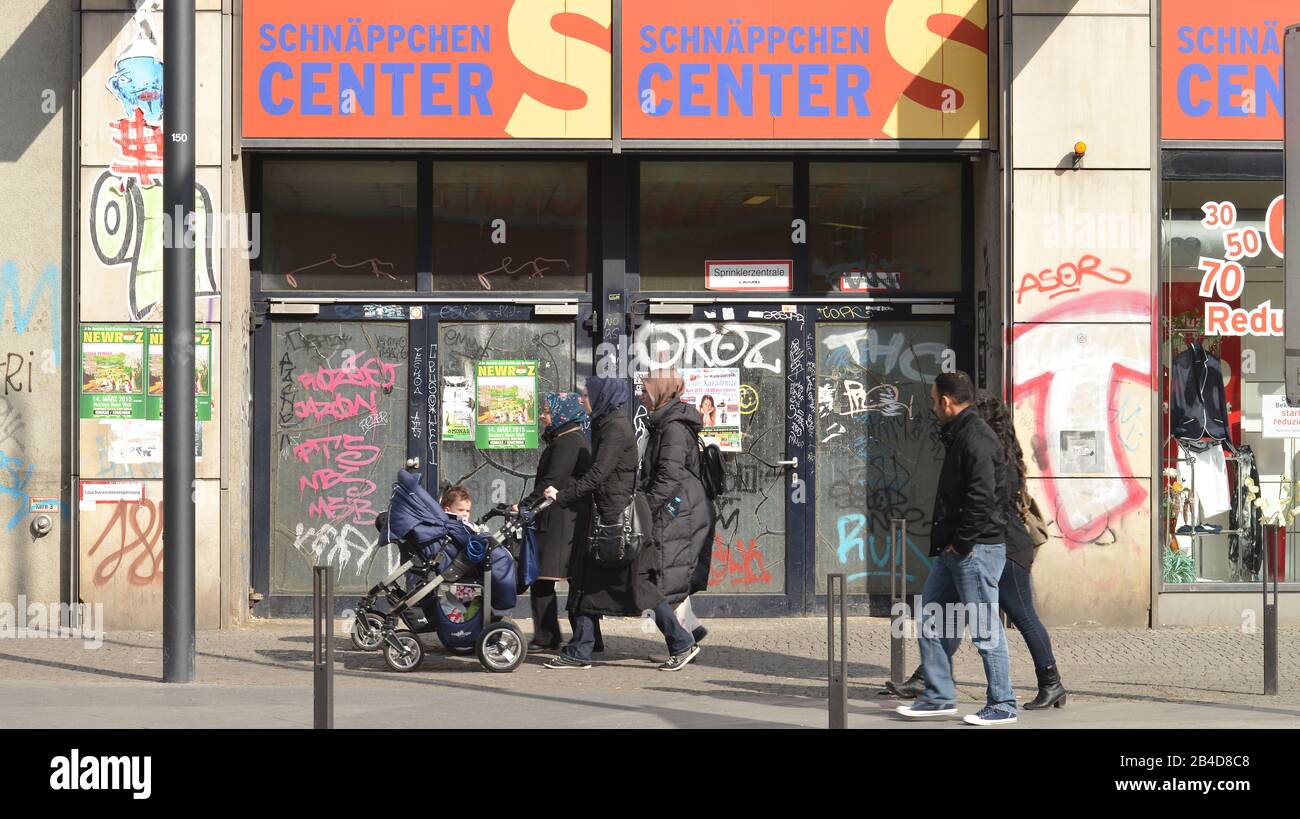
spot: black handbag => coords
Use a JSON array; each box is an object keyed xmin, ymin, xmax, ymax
[{"xmin": 590, "ymin": 491, "xmax": 652, "ymax": 568}]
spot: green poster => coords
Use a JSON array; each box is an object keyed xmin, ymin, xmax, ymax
[
  {"xmin": 474, "ymin": 360, "xmax": 538, "ymax": 450},
  {"xmin": 145, "ymin": 327, "xmax": 213, "ymax": 421},
  {"xmin": 79, "ymin": 325, "xmax": 147, "ymax": 419}
]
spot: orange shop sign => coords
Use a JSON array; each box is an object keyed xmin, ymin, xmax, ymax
[
  {"xmin": 621, "ymin": 0, "xmax": 989, "ymax": 140},
  {"xmin": 1161, "ymin": 1, "xmax": 1296, "ymax": 141},
  {"xmin": 241, "ymin": 0, "xmax": 612, "ymax": 139}
]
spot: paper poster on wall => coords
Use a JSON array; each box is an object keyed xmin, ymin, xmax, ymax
[
  {"xmin": 474, "ymin": 360, "xmax": 538, "ymax": 450},
  {"xmin": 145, "ymin": 326, "xmax": 213, "ymax": 421},
  {"xmin": 705, "ymin": 261, "xmax": 792, "ymax": 292},
  {"xmin": 682, "ymin": 368, "xmax": 743, "ymax": 452},
  {"xmin": 79, "ymin": 325, "xmax": 147, "ymax": 419},
  {"xmin": 1263, "ymin": 395, "xmax": 1300, "ymax": 437},
  {"xmin": 442, "ymin": 376, "xmax": 474, "ymax": 441},
  {"xmin": 1059, "ymin": 430, "xmax": 1104, "ymax": 473}
]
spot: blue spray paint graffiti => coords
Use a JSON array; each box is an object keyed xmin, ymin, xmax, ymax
[
  {"xmin": 836, "ymin": 513, "xmax": 933, "ymax": 583},
  {"xmin": 0, "ymin": 261, "xmax": 60, "ymax": 365},
  {"xmin": 0, "ymin": 449, "xmax": 35, "ymax": 530}
]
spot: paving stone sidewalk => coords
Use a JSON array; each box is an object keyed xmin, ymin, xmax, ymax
[{"xmin": 0, "ymin": 617, "xmax": 1297, "ymax": 728}]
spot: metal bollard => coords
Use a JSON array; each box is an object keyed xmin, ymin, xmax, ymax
[
  {"xmin": 827, "ymin": 574, "xmax": 848, "ymax": 729},
  {"xmin": 1263, "ymin": 524, "xmax": 1279, "ymax": 695},
  {"xmin": 889, "ymin": 519, "xmax": 908, "ymax": 685},
  {"xmin": 313, "ymin": 566, "xmax": 334, "ymax": 729}
]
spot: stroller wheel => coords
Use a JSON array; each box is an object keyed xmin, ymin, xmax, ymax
[
  {"xmin": 383, "ymin": 631, "xmax": 424, "ymax": 673},
  {"xmin": 349, "ymin": 612, "xmax": 385, "ymax": 652},
  {"xmin": 476, "ymin": 622, "xmax": 527, "ymax": 673}
]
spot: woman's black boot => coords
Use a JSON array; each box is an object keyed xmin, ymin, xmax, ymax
[
  {"xmin": 885, "ymin": 667, "xmax": 926, "ymax": 699},
  {"xmin": 1023, "ymin": 665, "xmax": 1067, "ymax": 710}
]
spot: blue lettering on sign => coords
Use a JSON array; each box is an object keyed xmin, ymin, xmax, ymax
[
  {"xmin": 420, "ymin": 63, "xmax": 453, "ymax": 115},
  {"xmin": 679, "ymin": 63, "xmax": 709, "ymax": 116},
  {"xmin": 1216, "ymin": 64, "xmax": 1248, "ymax": 117},
  {"xmin": 639, "ymin": 63, "xmax": 673, "ymax": 116},
  {"xmin": 259, "ymin": 62, "xmax": 294, "ymax": 115},
  {"xmin": 798, "ymin": 64, "xmax": 830, "ymax": 116},
  {"xmin": 300, "ymin": 62, "xmax": 331, "ymax": 115},
  {"xmin": 1177, "ymin": 63, "xmax": 1212, "ymax": 117}
]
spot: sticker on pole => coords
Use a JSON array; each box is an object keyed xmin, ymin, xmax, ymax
[{"xmin": 705, "ymin": 260, "xmax": 792, "ymax": 292}]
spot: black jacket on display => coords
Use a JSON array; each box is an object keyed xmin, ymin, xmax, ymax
[
  {"xmin": 930, "ymin": 407, "xmax": 1011, "ymax": 557},
  {"xmin": 1170, "ymin": 342, "xmax": 1229, "ymax": 441},
  {"xmin": 641, "ymin": 401, "xmax": 717, "ymax": 605}
]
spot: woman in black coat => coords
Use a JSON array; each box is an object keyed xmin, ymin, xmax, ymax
[
  {"xmin": 544, "ymin": 376, "xmax": 686, "ymax": 670},
  {"xmin": 520, "ymin": 392, "xmax": 592, "ymax": 651},
  {"xmin": 641, "ymin": 370, "xmax": 716, "ymax": 645}
]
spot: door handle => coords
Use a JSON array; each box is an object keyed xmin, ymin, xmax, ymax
[{"xmin": 776, "ymin": 457, "xmax": 799, "ymax": 468}]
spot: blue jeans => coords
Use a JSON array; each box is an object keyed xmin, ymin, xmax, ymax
[
  {"xmin": 562, "ymin": 602, "xmax": 692, "ymax": 662},
  {"xmin": 999, "ymin": 560, "xmax": 1057, "ymax": 672},
  {"xmin": 917, "ymin": 544, "xmax": 1016, "ymax": 713}
]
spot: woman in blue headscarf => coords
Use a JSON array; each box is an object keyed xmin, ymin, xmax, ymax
[
  {"xmin": 541, "ymin": 376, "xmax": 658, "ymax": 669},
  {"xmin": 520, "ymin": 392, "xmax": 592, "ymax": 651}
]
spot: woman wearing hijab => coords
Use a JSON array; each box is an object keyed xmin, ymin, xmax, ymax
[
  {"xmin": 638, "ymin": 369, "xmax": 715, "ymax": 669},
  {"xmin": 520, "ymin": 392, "xmax": 593, "ymax": 651},
  {"xmin": 542, "ymin": 376, "xmax": 667, "ymax": 669}
]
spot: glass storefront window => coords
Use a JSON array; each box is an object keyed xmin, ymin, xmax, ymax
[
  {"xmin": 432, "ymin": 161, "xmax": 588, "ymax": 292},
  {"xmin": 638, "ymin": 161, "xmax": 794, "ymax": 292},
  {"xmin": 1161, "ymin": 179, "xmax": 1297, "ymax": 583},
  {"xmin": 260, "ymin": 160, "xmax": 418, "ymax": 291},
  {"xmin": 810, "ymin": 162, "xmax": 963, "ymax": 294}
]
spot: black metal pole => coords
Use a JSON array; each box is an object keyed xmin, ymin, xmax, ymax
[
  {"xmin": 314, "ymin": 567, "xmax": 334, "ymax": 729},
  {"xmin": 162, "ymin": 0, "xmax": 196, "ymax": 683},
  {"xmin": 827, "ymin": 574, "xmax": 847, "ymax": 729},
  {"xmin": 1264, "ymin": 524, "xmax": 1278, "ymax": 695}
]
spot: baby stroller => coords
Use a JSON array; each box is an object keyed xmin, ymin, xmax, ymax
[{"xmin": 351, "ymin": 470, "xmax": 545, "ymax": 673}]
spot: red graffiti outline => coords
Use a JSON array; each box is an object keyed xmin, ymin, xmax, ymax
[{"xmin": 1012, "ymin": 291, "xmax": 1156, "ymax": 546}]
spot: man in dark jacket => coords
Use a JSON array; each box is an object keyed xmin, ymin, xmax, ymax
[
  {"xmin": 543, "ymin": 377, "xmax": 660, "ymax": 669},
  {"xmin": 896, "ymin": 371, "xmax": 1018, "ymax": 725}
]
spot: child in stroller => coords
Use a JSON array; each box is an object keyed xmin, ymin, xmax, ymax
[{"xmin": 351, "ymin": 470, "xmax": 546, "ymax": 673}]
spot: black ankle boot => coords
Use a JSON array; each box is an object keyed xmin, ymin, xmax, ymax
[
  {"xmin": 885, "ymin": 668, "xmax": 926, "ymax": 699},
  {"xmin": 1023, "ymin": 665, "xmax": 1067, "ymax": 710}
]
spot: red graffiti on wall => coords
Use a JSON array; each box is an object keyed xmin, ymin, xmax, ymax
[
  {"xmin": 295, "ymin": 433, "xmax": 382, "ymax": 526},
  {"xmin": 1016, "ymin": 254, "xmax": 1132, "ymax": 305},
  {"xmin": 1012, "ymin": 290, "xmax": 1156, "ymax": 547},
  {"xmin": 709, "ymin": 535, "xmax": 772, "ymax": 588},
  {"xmin": 88, "ymin": 499, "xmax": 164, "ymax": 587}
]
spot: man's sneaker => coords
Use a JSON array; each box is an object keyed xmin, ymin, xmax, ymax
[
  {"xmin": 543, "ymin": 653, "xmax": 591, "ymax": 670},
  {"xmin": 659, "ymin": 644, "xmax": 701, "ymax": 671},
  {"xmin": 691, "ymin": 626, "xmax": 708, "ymax": 644},
  {"xmin": 963, "ymin": 706, "xmax": 1017, "ymax": 726},
  {"xmin": 895, "ymin": 701, "xmax": 958, "ymax": 718}
]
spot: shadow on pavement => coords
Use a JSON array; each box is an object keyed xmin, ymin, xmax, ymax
[{"xmin": 0, "ymin": 650, "xmax": 158, "ymax": 683}]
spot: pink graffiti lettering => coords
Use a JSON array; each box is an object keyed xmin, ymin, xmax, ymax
[
  {"xmin": 294, "ymin": 392, "xmax": 378, "ymax": 422},
  {"xmin": 295, "ymin": 434, "xmax": 382, "ymax": 525},
  {"xmin": 297, "ymin": 352, "xmax": 397, "ymax": 394},
  {"xmin": 1016, "ymin": 255, "xmax": 1132, "ymax": 305}
]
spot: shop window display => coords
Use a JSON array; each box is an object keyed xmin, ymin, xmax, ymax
[{"xmin": 1161, "ymin": 180, "xmax": 1297, "ymax": 584}]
